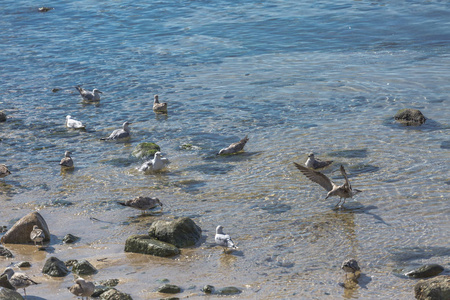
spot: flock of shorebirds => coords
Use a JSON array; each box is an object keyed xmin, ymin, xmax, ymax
[{"xmin": 0, "ymin": 86, "xmax": 364, "ymax": 298}]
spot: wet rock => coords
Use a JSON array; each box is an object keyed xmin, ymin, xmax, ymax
[
  {"xmin": 16, "ymin": 261, "xmax": 31, "ymax": 268},
  {"xmin": 161, "ymin": 298, "xmax": 179, "ymax": 300},
  {"xmin": 414, "ymin": 275, "xmax": 450, "ymax": 300},
  {"xmin": 406, "ymin": 264, "xmax": 444, "ymax": 279},
  {"xmin": 158, "ymin": 284, "xmax": 181, "ymax": 294},
  {"xmin": 148, "ymin": 217, "xmax": 202, "ymax": 248},
  {"xmin": 72, "ymin": 259, "xmax": 97, "ymax": 276},
  {"xmin": 92, "ymin": 286, "xmax": 112, "ymax": 298},
  {"xmin": 63, "ymin": 233, "xmax": 79, "ymax": 244},
  {"xmin": 0, "ymin": 287, "xmax": 23, "ymax": 300},
  {"xmin": 394, "ymin": 108, "xmax": 426, "ymax": 126},
  {"xmin": 64, "ymin": 259, "xmax": 78, "ymax": 267},
  {"xmin": 0, "ymin": 212, "xmax": 50, "ymax": 245},
  {"xmin": 0, "ymin": 111, "xmax": 6, "ymax": 122},
  {"xmin": 217, "ymin": 286, "xmax": 242, "ymax": 295},
  {"xmin": 0, "ymin": 274, "xmax": 15, "ymax": 290},
  {"xmin": 0, "ymin": 247, "xmax": 13, "ymax": 258},
  {"xmin": 124, "ymin": 235, "xmax": 180, "ymax": 257},
  {"xmin": 51, "ymin": 88, "xmax": 60, "ymax": 92},
  {"xmin": 202, "ymin": 285, "xmax": 215, "ymax": 294},
  {"xmin": 42, "ymin": 256, "xmax": 70, "ymax": 277},
  {"xmin": 99, "ymin": 288, "xmax": 133, "ymax": 300},
  {"xmin": 132, "ymin": 142, "xmax": 160, "ymax": 159},
  {"xmin": 97, "ymin": 279, "xmax": 119, "ymax": 287},
  {"xmin": 0, "ymin": 226, "xmax": 7, "ymax": 233}
]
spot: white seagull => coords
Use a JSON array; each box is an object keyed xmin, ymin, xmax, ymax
[
  {"xmin": 293, "ymin": 163, "xmax": 362, "ymax": 208},
  {"xmin": 218, "ymin": 135, "xmax": 249, "ymax": 155},
  {"xmin": 139, "ymin": 152, "xmax": 169, "ymax": 172},
  {"xmin": 305, "ymin": 153, "xmax": 333, "ymax": 169},
  {"xmin": 101, "ymin": 121, "xmax": 132, "ymax": 140},
  {"xmin": 1, "ymin": 267, "xmax": 39, "ymax": 299},
  {"xmin": 69, "ymin": 277, "xmax": 95, "ymax": 300},
  {"xmin": 65, "ymin": 115, "xmax": 85, "ymax": 129},
  {"xmin": 30, "ymin": 225, "xmax": 45, "ymax": 247},
  {"xmin": 75, "ymin": 86, "xmax": 102, "ymax": 102},
  {"xmin": 118, "ymin": 196, "xmax": 163, "ymax": 214},
  {"xmin": 153, "ymin": 94, "xmax": 168, "ymax": 113},
  {"xmin": 60, "ymin": 151, "xmax": 74, "ymax": 168},
  {"xmin": 215, "ymin": 225, "xmax": 237, "ymax": 252}
]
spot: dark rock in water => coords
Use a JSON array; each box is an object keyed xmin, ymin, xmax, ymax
[
  {"xmin": 414, "ymin": 275, "xmax": 450, "ymax": 300},
  {"xmin": 202, "ymin": 285, "xmax": 215, "ymax": 294},
  {"xmin": 124, "ymin": 235, "xmax": 180, "ymax": 257},
  {"xmin": 51, "ymin": 88, "xmax": 60, "ymax": 92},
  {"xmin": 38, "ymin": 7, "xmax": 53, "ymax": 12},
  {"xmin": 64, "ymin": 259, "xmax": 78, "ymax": 267},
  {"xmin": 16, "ymin": 261, "xmax": 31, "ymax": 268},
  {"xmin": 0, "ymin": 273, "xmax": 15, "ymax": 290},
  {"xmin": 441, "ymin": 141, "xmax": 450, "ymax": 150},
  {"xmin": 148, "ymin": 217, "xmax": 202, "ymax": 248},
  {"xmin": 0, "ymin": 211, "xmax": 50, "ymax": 244},
  {"xmin": 99, "ymin": 288, "xmax": 133, "ymax": 300},
  {"xmin": 0, "ymin": 247, "xmax": 13, "ymax": 258},
  {"xmin": 406, "ymin": 264, "xmax": 444, "ymax": 278},
  {"xmin": 0, "ymin": 111, "xmax": 6, "ymax": 122},
  {"xmin": 92, "ymin": 286, "xmax": 112, "ymax": 298},
  {"xmin": 217, "ymin": 286, "xmax": 242, "ymax": 295},
  {"xmin": 97, "ymin": 279, "xmax": 119, "ymax": 287},
  {"xmin": 0, "ymin": 226, "xmax": 7, "ymax": 233},
  {"xmin": 63, "ymin": 233, "xmax": 79, "ymax": 244},
  {"xmin": 42, "ymin": 256, "xmax": 70, "ymax": 277},
  {"xmin": 157, "ymin": 284, "xmax": 182, "ymax": 294},
  {"xmin": 72, "ymin": 259, "xmax": 98, "ymax": 275},
  {"xmin": 0, "ymin": 287, "xmax": 23, "ymax": 299},
  {"xmin": 132, "ymin": 142, "xmax": 160, "ymax": 159},
  {"xmin": 394, "ymin": 108, "xmax": 426, "ymax": 126}
]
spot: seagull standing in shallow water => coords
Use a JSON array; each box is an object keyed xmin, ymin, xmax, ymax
[
  {"xmin": 60, "ymin": 151, "xmax": 74, "ymax": 168},
  {"xmin": 341, "ymin": 259, "xmax": 361, "ymax": 279},
  {"xmin": 305, "ymin": 153, "xmax": 333, "ymax": 169},
  {"xmin": 215, "ymin": 225, "xmax": 237, "ymax": 252},
  {"xmin": 75, "ymin": 86, "xmax": 102, "ymax": 102},
  {"xmin": 101, "ymin": 121, "xmax": 132, "ymax": 140},
  {"xmin": 153, "ymin": 95, "xmax": 168, "ymax": 113},
  {"xmin": 30, "ymin": 225, "xmax": 45, "ymax": 247},
  {"xmin": 1, "ymin": 267, "xmax": 39, "ymax": 299},
  {"xmin": 293, "ymin": 163, "xmax": 362, "ymax": 208},
  {"xmin": 139, "ymin": 152, "xmax": 169, "ymax": 172},
  {"xmin": 117, "ymin": 196, "xmax": 163, "ymax": 214},
  {"xmin": 0, "ymin": 164, "xmax": 11, "ymax": 180},
  {"xmin": 218, "ymin": 136, "xmax": 249, "ymax": 155},
  {"xmin": 65, "ymin": 115, "xmax": 85, "ymax": 129},
  {"xmin": 69, "ymin": 277, "xmax": 95, "ymax": 300}
]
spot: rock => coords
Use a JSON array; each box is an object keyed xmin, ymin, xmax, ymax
[
  {"xmin": 157, "ymin": 284, "xmax": 181, "ymax": 294},
  {"xmin": 0, "ymin": 212, "xmax": 50, "ymax": 245},
  {"xmin": 16, "ymin": 261, "xmax": 31, "ymax": 268},
  {"xmin": 414, "ymin": 275, "xmax": 450, "ymax": 300},
  {"xmin": 0, "ymin": 287, "xmax": 23, "ymax": 300},
  {"xmin": 63, "ymin": 233, "xmax": 80, "ymax": 244},
  {"xmin": 148, "ymin": 217, "xmax": 202, "ymax": 248},
  {"xmin": 42, "ymin": 256, "xmax": 70, "ymax": 277},
  {"xmin": 0, "ymin": 111, "xmax": 6, "ymax": 122},
  {"xmin": 132, "ymin": 142, "xmax": 160, "ymax": 159},
  {"xmin": 92, "ymin": 286, "xmax": 112, "ymax": 298},
  {"xmin": 202, "ymin": 285, "xmax": 215, "ymax": 294},
  {"xmin": 217, "ymin": 286, "xmax": 242, "ymax": 295},
  {"xmin": 99, "ymin": 288, "xmax": 133, "ymax": 300},
  {"xmin": 394, "ymin": 108, "xmax": 426, "ymax": 126},
  {"xmin": 97, "ymin": 279, "xmax": 119, "ymax": 287},
  {"xmin": 64, "ymin": 259, "xmax": 78, "ymax": 267},
  {"xmin": 0, "ymin": 247, "xmax": 13, "ymax": 258},
  {"xmin": 124, "ymin": 235, "xmax": 180, "ymax": 257},
  {"xmin": 406, "ymin": 264, "xmax": 445, "ymax": 279},
  {"xmin": 72, "ymin": 259, "xmax": 97, "ymax": 276},
  {"xmin": 0, "ymin": 274, "xmax": 15, "ymax": 290}
]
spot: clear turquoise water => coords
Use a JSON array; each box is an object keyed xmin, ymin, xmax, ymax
[{"xmin": 1, "ymin": 0, "xmax": 449, "ymax": 299}]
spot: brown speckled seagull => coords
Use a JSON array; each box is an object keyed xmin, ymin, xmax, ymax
[
  {"xmin": 218, "ymin": 136, "xmax": 249, "ymax": 155},
  {"xmin": 1, "ymin": 267, "xmax": 39, "ymax": 299},
  {"xmin": 69, "ymin": 277, "xmax": 95, "ymax": 300},
  {"xmin": 0, "ymin": 164, "xmax": 11, "ymax": 180},
  {"xmin": 60, "ymin": 151, "xmax": 74, "ymax": 168},
  {"xmin": 153, "ymin": 95, "xmax": 168, "ymax": 113},
  {"xmin": 305, "ymin": 153, "xmax": 333, "ymax": 169},
  {"xmin": 117, "ymin": 196, "xmax": 163, "ymax": 214},
  {"xmin": 30, "ymin": 225, "xmax": 45, "ymax": 247}
]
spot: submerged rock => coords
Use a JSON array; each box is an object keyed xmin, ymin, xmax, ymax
[
  {"xmin": 414, "ymin": 275, "xmax": 450, "ymax": 300},
  {"xmin": 0, "ymin": 287, "xmax": 23, "ymax": 300},
  {"xmin": 124, "ymin": 235, "xmax": 180, "ymax": 257},
  {"xmin": 394, "ymin": 108, "xmax": 426, "ymax": 126},
  {"xmin": 406, "ymin": 264, "xmax": 444, "ymax": 278},
  {"xmin": 42, "ymin": 256, "xmax": 70, "ymax": 277},
  {"xmin": 0, "ymin": 211, "xmax": 50, "ymax": 245},
  {"xmin": 99, "ymin": 288, "xmax": 133, "ymax": 300},
  {"xmin": 158, "ymin": 284, "xmax": 182, "ymax": 294},
  {"xmin": 72, "ymin": 259, "xmax": 97, "ymax": 276},
  {"xmin": 132, "ymin": 142, "xmax": 160, "ymax": 159},
  {"xmin": 217, "ymin": 286, "xmax": 242, "ymax": 295},
  {"xmin": 0, "ymin": 111, "xmax": 6, "ymax": 122},
  {"xmin": 148, "ymin": 217, "xmax": 202, "ymax": 248}
]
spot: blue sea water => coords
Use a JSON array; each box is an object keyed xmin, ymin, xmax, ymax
[{"xmin": 1, "ymin": 0, "xmax": 449, "ymax": 299}]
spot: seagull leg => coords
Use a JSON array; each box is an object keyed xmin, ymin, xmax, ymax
[{"xmin": 335, "ymin": 198, "xmax": 342, "ymax": 208}]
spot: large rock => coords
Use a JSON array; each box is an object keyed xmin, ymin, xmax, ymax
[
  {"xmin": 124, "ymin": 235, "xmax": 180, "ymax": 257},
  {"xmin": 72, "ymin": 259, "xmax": 97, "ymax": 276},
  {"xmin": 148, "ymin": 217, "xmax": 202, "ymax": 248},
  {"xmin": 42, "ymin": 256, "xmax": 70, "ymax": 277},
  {"xmin": 406, "ymin": 264, "xmax": 444, "ymax": 279},
  {"xmin": 132, "ymin": 142, "xmax": 160, "ymax": 159},
  {"xmin": 394, "ymin": 108, "xmax": 426, "ymax": 126},
  {"xmin": 0, "ymin": 212, "xmax": 50, "ymax": 244},
  {"xmin": 100, "ymin": 288, "xmax": 133, "ymax": 300},
  {"xmin": 0, "ymin": 287, "xmax": 23, "ymax": 300},
  {"xmin": 415, "ymin": 275, "xmax": 450, "ymax": 300},
  {"xmin": 0, "ymin": 111, "xmax": 6, "ymax": 122}
]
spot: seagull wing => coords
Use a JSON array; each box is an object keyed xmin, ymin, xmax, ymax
[
  {"xmin": 293, "ymin": 162, "xmax": 334, "ymax": 192},
  {"xmin": 340, "ymin": 165, "xmax": 351, "ymax": 189}
]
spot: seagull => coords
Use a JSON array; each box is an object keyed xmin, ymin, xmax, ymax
[
  {"xmin": 30, "ymin": 225, "xmax": 45, "ymax": 247},
  {"xmin": 293, "ymin": 163, "xmax": 362, "ymax": 208},
  {"xmin": 101, "ymin": 121, "xmax": 132, "ymax": 140},
  {"xmin": 138, "ymin": 152, "xmax": 169, "ymax": 172},
  {"xmin": 218, "ymin": 136, "xmax": 249, "ymax": 155},
  {"xmin": 341, "ymin": 259, "xmax": 361, "ymax": 279},
  {"xmin": 215, "ymin": 225, "xmax": 237, "ymax": 252},
  {"xmin": 305, "ymin": 153, "xmax": 333, "ymax": 169},
  {"xmin": 0, "ymin": 164, "xmax": 11, "ymax": 180},
  {"xmin": 153, "ymin": 95, "xmax": 167, "ymax": 113},
  {"xmin": 60, "ymin": 151, "xmax": 74, "ymax": 168},
  {"xmin": 1, "ymin": 267, "xmax": 39, "ymax": 299},
  {"xmin": 65, "ymin": 115, "xmax": 85, "ymax": 129},
  {"xmin": 75, "ymin": 86, "xmax": 102, "ymax": 102},
  {"xmin": 117, "ymin": 196, "xmax": 163, "ymax": 214},
  {"xmin": 69, "ymin": 277, "xmax": 95, "ymax": 300}
]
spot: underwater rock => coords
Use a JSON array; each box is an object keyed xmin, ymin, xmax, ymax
[
  {"xmin": 406, "ymin": 264, "xmax": 444, "ymax": 278},
  {"xmin": 394, "ymin": 108, "xmax": 426, "ymax": 126},
  {"xmin": 124, "ymin": 235, "xmax": 180, "ymax": 257},
  {"xmin": 132, "ymin": 142, "xmax": 160, "ymax": 159},
  {"xmin": 217, "ymin": 286, "xmax": 242, "ymax": 295},
  {"xmin": 1, "ymin": 212, "xmax": 50, "ymax": 245},
  {"xmin": 414, "ymin": 275, "xmax": 450, "ymax": 300},
  {"xmin": 148, "ymin": 217, "xmax": 202, "ymax": 248},
  {"xmin": 0, "ymin": 111, "xmax": 6, "ymax": 122}
]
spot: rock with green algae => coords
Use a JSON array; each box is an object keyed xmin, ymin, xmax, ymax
[
  {"xmin": 414, "ymin": 275, "xmax": 450, "ymax": 300},
  {"xmin": 394, "ymin": 108, "xmax": 426, "ymax": 126},
  {"xmin": 148, "ymin": 217, "xmax": 202, "ymax": 248},
  {"xmin": 124, "ymin": 235, "xmax": 180, "ymax": 257},
  {"xmin": 132, "ymin": 142, "xmax": 160, "ymax": 159}
]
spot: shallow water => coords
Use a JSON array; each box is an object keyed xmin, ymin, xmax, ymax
[{"xmin": 1, "ymin": 0, "xmax": 449, "ymax": 299}]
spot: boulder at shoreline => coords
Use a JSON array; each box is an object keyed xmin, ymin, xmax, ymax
[
  {"xmin": 42, "ymin": 256, "xmax": 70, "ymax": 277},
  {"xmin": 148, "ymin": 217, "xmax": 202, "ymax": 248},
  {"xmin": 414, "ymin": 275, "xmax": 450, "ymax": 300},
  {"xmin": 394, "ymin": 108, "xmax": 427, "ymax": 126},
  {"xmin": 1, "ymin": 212, "xmax": 50, "ymax": 245},
  {"xmin": 124, "ymin": 235, "xmax": 180, "ymax": 257}
]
